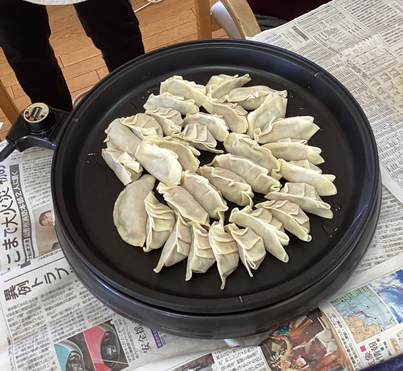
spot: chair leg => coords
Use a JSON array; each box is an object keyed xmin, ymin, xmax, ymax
[
  {"xmin": 194, "ymin": 0, "xmax": 213, "ymax": 39},
  {"xmin": 0, "ymin": 80, "xmax": 19, "ymax": 123}
]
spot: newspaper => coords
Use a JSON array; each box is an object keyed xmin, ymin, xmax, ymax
[
  {"xmin": 1, "ymin": 237, "xmax": 403, "ymax": 371},
  {"xmin": 0, "ymin": 247, "xmax": 228, "ymax": 371},
  {"xmin": 2, "ymin": 0, "xmax": 403, "ymax": 369},
  {"xmin": 0, "ymin": 142, "xmax": 56, "ymax": 273},
  {"xmin": 161, "ymin": 252, "xmax": 403, "ymax": 371},
  {"xmin": 251, "ymin": 0, "xmax": 403, "ymax": 206}
]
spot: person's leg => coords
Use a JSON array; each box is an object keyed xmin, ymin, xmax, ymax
[
  {"xmin": 74, "ymin": 0, "xmax": 145, "ymax": 72},
  {"xmin": 0, "ymin": 0, "xmax": 72, "ymax": 111}
]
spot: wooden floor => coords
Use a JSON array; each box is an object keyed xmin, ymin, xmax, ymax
[{"xmin": 0, "ymin": 0, "xmax": 226, "ymax": 140}]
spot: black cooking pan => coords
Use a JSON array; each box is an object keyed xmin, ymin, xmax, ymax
[{"xmin": 1, "ymin": 40, "xmax": 381, "ymax": 338}]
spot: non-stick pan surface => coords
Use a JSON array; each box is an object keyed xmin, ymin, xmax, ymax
[{"xmin": 53, "ymin": 40, "xmax": 380, "ymax": 316}]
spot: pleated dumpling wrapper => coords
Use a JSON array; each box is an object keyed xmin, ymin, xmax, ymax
[
  {"xmin": 206, "ymin": 73, "xmax": 251, "ymax": 99},
  {"xmin": 145, "ymin": 107, "xmax": 183, "ymax": 137},
  {"xmin": 183, "ymin": 112, "xmax": 229, "ymax": 142},
  {"xmin": 279, "ymin": 159, "xmax": 337, "ymax": 197},
  {"xmin": 262, "ymin": 138, "xmax": 324, "ymax": 165},
  {"xmin": 120, "ymin": 113, "xmax": 163, "ymax": 139},
  {"xmin": 160, "ymin": 75, "xmax": 208, "ymax": 107},
  {"xmin": 143, "ymin": 92, "xmax": 199, "ymax": 115},
  {"xmin": 229, "ymin": 206, "xmax": 289, "ymax": 263},
  {"xmin": 186, "ymin": 223, "xmax": 216, "ymax": 281},
  {"xmin": 157, "ymin": 182, "xmax": 210, "ymax": 226},
  {"xmin": 223, "ymin": 132, "xmax": 280, "ymax": 179},
  {"xmin": 246, "ymin": 92, "xmax": 288, "ymax": 137},
  {"xmin": 113, "ymin": 174, "xmax": 156, "ymax": 247},
  {"xmin": 145, "ymin": 136, "xmax": 200, "ymax": 173},
  {"xmin": 256, "ymin": 200, "xmax": 312, "ymax": 242},
  {"xmin": 266, "ymin": 182, "xmax": 333, "ymax": 219},
  {"xmin": 154, "ymin": 212, "xmax": 191, "ymax": 273},
  {"xmin": 225, "ymin": 85, "xmax": 288, "ymax": 110},
  {"xmin": 202, "ymin": 100, "xmax": 248, "ymax": 134},
  {"xmin": 101, "ymin": 148, "xmax": 143, "ymax": 186},
  {"xmin": 198, "ymin": 165, "xmax": 254, "ymax": 207},
  {"xmin": 226, "ymin": 223, "xmax": 266, "ymax": 277},
  {"xmin": 104, "ymin": 119, "xmax": 142, "ymax": 158},
  {"xmin": 135, "ymin": 141, "xmax": 182, "ymax": 186},
  {"xmin": 209, "ymin": 222, "xmax": 239, "ymax": 289},
  {"xmin": 144, "ymin": 192, "xmax": 176, "ymax": 252},
  {"xmin": 181, "ymin": 171, "xmax": 228, "ymax": 222},
  {"xmin": 174, "ymin": 123, "xmax": 223, "ymax": 154},
  {"xmin": 254, "ymin": 116, "xmax": 320, "ymax": 144},
  {"xmin": 210, "ymin": 153, "xmax": 281, "ymax": 195}
]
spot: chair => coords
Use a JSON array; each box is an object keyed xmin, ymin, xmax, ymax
[
  {"xmin": 194, "ymin": 0, "xmax": 261, "ymax": 39},
  {"xmin": 0, "ymin": 79, "xmax": 19, "ymax": 123}
]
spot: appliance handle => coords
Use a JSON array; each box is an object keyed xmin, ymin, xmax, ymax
[{"xmin": 0, "ymin": 103, "xmax": 70, "ymax": 161}]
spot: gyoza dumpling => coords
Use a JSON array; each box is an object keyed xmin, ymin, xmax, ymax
[
  {"xmin": 254, "ymin": 116, "xmax": 320, "ymax": 144},
  {"xmin": 157, "ymin": 183, "xmax": 210, "ymax": 226},
  {"xmin": 183, "ymin": 112, "xmax": 229, "ymax": 142},
  {"xmin": 290, "ymin": 159, "xmax": 322, "ymax": 172},
  {"xmin": 145, "ymin": 137, "xmax": 200, "ymax": 173},
  {"xmin": 101, "ymin": 148, "xmax": 143, "ymax": 185},
  {"xmin": 223, "ymin": 133, "xmax": 280, "ymax": 179},
  {"xmin": 256, "ymin": 200, "xmax": 311, "ymax": 242},
  {"xmin": 209, "ymin": 222, "xmax": 239, "ymax": 289},
  {"xmin": 186, "ymin": 223, "xmax": 216, "ymax": 281},
  {"xmin": 210, "ymin": 153, "xmax": 281, "ymax": 194},
  {"xmin": 120, "ymin": 113, "xmax": 163, "ymax": 138},
  {"xmin": 202, "ymin": 101, "xmax": 248, "ymax": 134},
  {"xmin": 206, "ymin": 73, "xmax": 251, "ymax": 99},
  {"xmin": 226, "ymin": 223, "xmax": 266, "ymax": 277},
  {"xmin": 181, "ymin": 171, "xmax": 228, "ymax": 222},
  {"xmin": 113, "ymin": 174, "xmax": 156, "ymax": 247},
  {"xmin": 198, "ymin": 165, "xmax": 254, "ymax": 207},
  {"xmin": 143, "ymin": 92, "xmax": 199, "ymax": 115},
  {"xmin": 266, "ymin": 182, "xmax": 333, "ymax": 219},
  {"xmin": 246, "ymin": 92, "xmax": 287, "ymax": 137},
  {"xmin": 144, "ymin": 192, "xmax": 176, "ymax": 252},
  {"xmin": 175, "ymin": 123, "xmax": 223, "ymax": 154},
  {"xmin": 225, "ymin": 86, "xmax": 288, "ymax": 110},
  {"xmin": 154, "ymin": 212, "xmax": 191, "ymax": 273},
  {"xmin": 135, "ymin": 141, "xmax": 182, "ymax": 186},
  {"xmin": 247, "ymin": 206, "xmax": 285, "ymax": 232},
  {"xmin": 145, "ymin": 107, "xmax": 183, "ymax": 136},
  {"xmin": 279, "ymin": 159, "xmax": 337, "ymax": 196},
  {"xmin": 229, "ymin": 206, "xmax": 289, "ymax": 262},
  {"xmin": 262, "ymin": 138, "xmax": 324, "ymax": 165},
  {"xmin": 104, "ymin": 119, "xmax": 142, "ymax": 158},
  {"xmin": 160, "ymin": 75, "xmax": 208, "ymax": 106}
]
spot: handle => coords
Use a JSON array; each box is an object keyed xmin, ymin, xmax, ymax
[{"xmin": 0, "ymin": 103, "xmax": 70, "ymax": 161}]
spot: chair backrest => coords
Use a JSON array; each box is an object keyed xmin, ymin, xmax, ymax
[
  {"xmin": 194, "ymin": 0, "xmax": 261, "ymax": 39},
  {"xmin": 220, "ymin": 0, "xmax": 261, "ymax": 38}
]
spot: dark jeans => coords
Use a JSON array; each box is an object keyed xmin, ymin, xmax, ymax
[{"xmin": 0, "ymin": 0, "xmax": 145, "ymax": 111}]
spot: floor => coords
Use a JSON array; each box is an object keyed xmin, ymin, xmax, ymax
[{"xmin": 0, "ymin": 0, "xmax": 226, "ymax": 140}]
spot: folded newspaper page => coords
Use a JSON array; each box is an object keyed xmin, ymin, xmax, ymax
[
  {"xmin": 252, "ymin": 0, "xmax": 403, "ymax": 205},
  {"xmin": 0, "ymin": 248, "xmax": 228, "ymax": 371},
  {"xmin": 0, "ymin": 142, "xmax": 56, "ymax": 273}
]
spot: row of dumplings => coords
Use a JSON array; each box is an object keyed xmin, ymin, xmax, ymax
[{"xmin": 103, "ymin": 73, "xmax": 338, "ymax": 289}]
